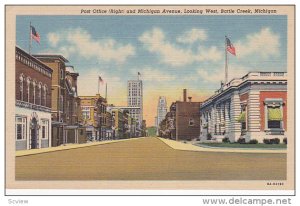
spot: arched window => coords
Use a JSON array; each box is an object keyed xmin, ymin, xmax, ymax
[
  {"xmin": 38, "ymin": 82, "xmax": 42, "ymax": 105},
  {"xmin": 32, "ymin": 80, "xmax": 36, "ymax": 104},
  {"xmin": 43, "ymin": 85, "xmax": 47, "ymax": 106},
  {"xmin": 26, "ymin": 77, "xmax": 31, "ymax": 103},
  {"xmin": 19, "ymin": 74, "xmax": 24, "ymax": 101}
]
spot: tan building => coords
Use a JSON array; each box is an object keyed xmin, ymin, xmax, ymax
[
  {"xmin": 34, "ymin": 55, "xmax": 86, "ymax": 145},
  {"xmin": 79, "ymin": 94, "xmax": 107, "ymax": 141}
]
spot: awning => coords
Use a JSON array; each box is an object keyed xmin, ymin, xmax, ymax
[
  {"xmin": 268, "ymin": 108, "xmax": 283, "ymax": 121},
  {"xmin": 237, "ymin": 111, "xmax": 246, "ymax": 123}
]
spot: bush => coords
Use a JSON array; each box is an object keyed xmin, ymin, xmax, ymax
[
  {"xmin": 237, "ymin": 138, "xmax": 246, "ymax": 144},
  {"xmin": 186, "ymin": 138, "xmax": 192, "ymax": 141},
  {"xmin": 207, "ymin": 133, "xmax": 212, "ymax": 140},
  {"xmin": 264, "ymin": 138, "xmax": 280, "ymax": 144},
  {"xmin": 222, "ymin": 137, "xmax": 230, "ymax": 143},
  {"xmin": 283, "ymin": 137, "xmax": 287, "ymax": 144},
  {"xmin": 273, "ymin": 138, "xmax": 280, "ymax": 144},
  {"xmin": 249, "ymin": 139, "xmax": 258, "ymax": 144},
  {"xmin": 196, "ymin": 138, "xmax": 200, "ymax": 141},
  {"xmin": 263, "ymin": 138, "xmax": 271, "ymax": 144}
]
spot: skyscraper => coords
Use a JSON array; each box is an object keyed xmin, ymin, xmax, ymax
[
  {"xmin": 156, "ymin": 96, "xmax": 167, "ymax": 134},
  {"xmin": 127, "ymin": 79, "xmax": 143, "ymax": 130}
]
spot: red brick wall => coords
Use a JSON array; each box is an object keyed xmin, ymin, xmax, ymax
[
  {"xmin": 259, "ymin": 91, "xmax": 287, "ymax": 131},
  {"xmin": 176, "ymin": 102, "xmax": 201, "ymax": 140},
  {"xmin": 15, "ymin": 60, "xmax": 52, "ymax": 108}
]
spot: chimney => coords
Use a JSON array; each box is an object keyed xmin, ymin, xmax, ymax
[
  {"xmin": 183, "ymin": 89, "xmax": 187, "ymax": 102},
  {"xmin": 188, "ymin": 97, "xmax": 192, "ymax": 102}
]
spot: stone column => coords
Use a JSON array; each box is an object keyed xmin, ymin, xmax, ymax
[
  {"xmin": 247, "ymin": 90, "xmax": 261, "ymax": 141},
  {"xmin": 224, "ymin": 101, "xmax": 230, "ymax": 136},
  {"xmin": 229, "ymin": 91, "xmax": 241, "ymax": 142}
]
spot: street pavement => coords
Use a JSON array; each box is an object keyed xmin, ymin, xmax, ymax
[{"xmin": 15, "ymin": 137, "xmax": 286, "ymax": 180}]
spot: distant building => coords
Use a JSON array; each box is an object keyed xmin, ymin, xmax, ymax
[
  {"xmin": 160, "ymin": 89, "xmax": 201, "ymax": 141},
  {"xmin": 127, "ymin": 79, "xmax": 143, "ymax": 131},
  {"xmin": 107, "ymin": 105, "xmax": 140, "ymax": 138},
  {"xmin": 79, "ymin": 94, "xmax": 107, "ymax": 141},
  {"xmin": 15, "ymin": 46, "xmax": 52, "ymax": 150},
  {"xmin": 200, "ymin": 72, "xmax": 287, "ymax": 143},
  {"xmin": 156, "ymin": 96, "xmax": 167, "ymax": 135}
]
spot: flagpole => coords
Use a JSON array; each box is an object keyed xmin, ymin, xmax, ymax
[
  {"xmin": 98, "ymin": 77, "xmax": 100, "ymax": 94},
  {"xmin": 105, "ymin": 83, "xmax": 107, "ymax": 100},
  {"xmin": 225, "ymin": 36, "xmax": 228, "ymax": 84},
  {"xmin": 29, "ymin": 22, "xmax": 32, "ymax": 55}
]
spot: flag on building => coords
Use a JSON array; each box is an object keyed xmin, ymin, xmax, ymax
[
  {"xmin": 30, "ymin": 25, "xmax": 40, "ymax": 44},
  {"xmin": 226, "ymin": 37, "xmax": 236, "ymax": 56},
  {"xmin": 98, "ymin": 76, "xmax": 104, "ymax": 85}
]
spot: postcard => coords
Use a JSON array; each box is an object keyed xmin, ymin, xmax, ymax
[{"xmin": 5, "ymin": 5, "xmax": 295, "ymax": 195}]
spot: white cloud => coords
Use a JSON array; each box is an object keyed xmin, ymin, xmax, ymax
[
  {"xmin": 47, "ymin": 33, "xmax": 60, "ymax": 47},
  {"xmin": 47, "ymin": 27, "xmax": 135, "ymax": 63},
  {"xmin": 139, "ymin": 27, "xmax": 222, "ymax": 67},
  {"xmin": 177, "ymin": 28, "xmax": 207, "ymax": 44},
  {"xmin": 235, "ymin": 27, "xmax": 280, "ymax": 59},
  {"xmin": 136, "ymin": 67, "xmax": 176, "ymax": 82}
]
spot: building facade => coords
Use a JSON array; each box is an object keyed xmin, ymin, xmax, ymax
[
  {"xmin": 34, "ymin": 54, "xmax": 70, "ymax": 147},
  {"xmin": 156, "ymin": 96, "xmax": 167, "ymax": 135},
  {"xmin": 127, "ymin": 79, "xmax": 143, "ymax": 131},
  {"xmin": 200, "ymin": 72, "xmax": 287, "ymax": 143},
  {"xmin": 15, "ymin": 47, "xmax": 52, "ymax": 150},
  {"xmin": 79, "ymin": 94, "xmax": 107, "ymax": 141},
  {"xmin": 159, "ymin": 89, "xmax": 201, "ymax": 141}
]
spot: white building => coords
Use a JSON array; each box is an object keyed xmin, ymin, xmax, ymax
[
  {"xmin": 156, "ymin": 96, "xmax": 167, "ymax": 135},
  {"xmin": 200, "ymin": 72, "xmax": 287, "ymax": 143},
  {"xmin": 127, "ymin": 79, "xmax": 143, "ymax": 129}
]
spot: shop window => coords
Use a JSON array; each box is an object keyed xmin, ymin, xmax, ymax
[{"xmin": 16, "ymin": 116, "xmax": 26, "ymax": 140}]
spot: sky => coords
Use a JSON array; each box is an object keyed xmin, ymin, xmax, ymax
[{"xmin": 16, "ymin": 15, "xmax": 287, "ymax": 126}]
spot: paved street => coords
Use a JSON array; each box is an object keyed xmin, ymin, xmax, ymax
[{"xmin": 16, "ymin": 137, "xmax": 286, "ymax": 180}]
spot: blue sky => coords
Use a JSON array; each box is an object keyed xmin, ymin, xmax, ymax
[{"xmin": 16, "ymin": 15, "xmax": 287, "ymax": 126}]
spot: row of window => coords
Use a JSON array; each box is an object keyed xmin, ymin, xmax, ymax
[{"xmin": 18, "ymin": 74, "xmax": 48, "ymax": 106}]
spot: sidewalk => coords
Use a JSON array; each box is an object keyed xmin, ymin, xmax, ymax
[
  {"xmin": 16, "ymin": 138, "xmax": 143, "ymax": 157},
  {"xmin": 157, "ymin": 137, "xmax": 286, "ymax": 154}
]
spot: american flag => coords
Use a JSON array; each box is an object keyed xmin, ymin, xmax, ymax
[
  {"xmin": 31, "ymin": 25, "xmax": 40, "ymax": 44},
  {"xmin": 226, "ymin": 37, "xmax": 236, "ymax": 56},
  {"xmin": 98, "ymin": 76, "xmax": 104, "ymax": 85}
]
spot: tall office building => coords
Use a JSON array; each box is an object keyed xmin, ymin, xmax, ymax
[
  {"xmin": 127, "ymin": 79, "xmax": 143, "ymax": 130},
  {"xmin": 156, "ymin": 96, "xmax": 167, "ymax": 134}
]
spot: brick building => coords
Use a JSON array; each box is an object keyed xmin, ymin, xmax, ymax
[
  {"xmin": 200, "ymin": 72, "xmax": 287, "ymax": 143},
  {"xmin": 79, "ymin": 94, "xmax": 107, "ymax": 141},
  {"xmin": 15, "ymin": 47, "xmax": 52, "ymax": 150},
  {"xmin": 160, "ymin": 89, "xmax": 201, "ymax": 141},
  {"xmin": 33, "ymin": 54, "xmax": 69, "ymax": 146}
]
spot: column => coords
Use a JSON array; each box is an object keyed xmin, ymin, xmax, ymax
[
  {"xmin": 247, "ymin": 90, "xmax": 261, "ymax": 141},
  {"xmin": 229, "ymin": 91, "xmax": 241, "ymax": 142},
  {"xmin": 224, "ymin": 101, "xmax": 230, "ymax": 136}
]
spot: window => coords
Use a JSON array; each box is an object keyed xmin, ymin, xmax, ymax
[
  {"xmin": 38, "ymin": 83, "xmax": 42, "ymax": 105},
  {"xmin": 32, "ymin": 81, "xmax": 36, "ymax": 104},
  {"xmin": 82, "ymin": 107, "xmax": 91, "ymax": 119},
  {"xmin": 43, "ymin": 85, "xmax": 47, "ymax": 106},
  {"xmin": 267, "ymin": 106, "xmax": 283, "ymax": 129},
  {"xmin": 41, "ymin": 120, "xmax": 49, "ymax": 139},
  {"xmin": 59, "ymin": 95, "xmax": 63, "ymax": 111},
  {"xmin": 264, "ymin": 98, "xmax": 284, "ymax": 131},
  {"xmin": 60, "ymin": 69, "xmax": 64, "ymax": 80},
  {"xmin": 189, "ymin": 118, "xmax": 195, "ymax": 126},
  {"xmin": 16, "ymin": 116, "xmax": 26, "ymax": 140},
  {"xmin": 26, "ymin": 78, "xmax": 31, "ymax": 102},
  {"xmin": 19, "ymin": 75, "xmax": 24, "ymax": 101}
]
